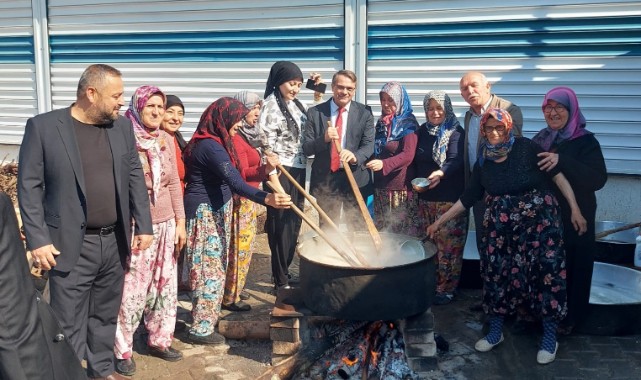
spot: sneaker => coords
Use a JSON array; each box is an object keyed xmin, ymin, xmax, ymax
[
  {"xmin": 433, "ymin": 293, "xmax": 453, "ymax": 305},
  {"xmin": 188, "ymin": 332, "xmax": 226, "ymax": 346},
  {"xmin": 115, "ymin": 357, "xmax": 136, "ymax": 376},
  {"xmin": 474, "ymin": 334, "xmax": 504, "ymax": 352},
  {"xmin": 537, "ymin": 342, "xmax": 559, "ymax": 364},
  {"xmin": 148, "ymin": 346, "xmax": 183, "ymax": 362}
]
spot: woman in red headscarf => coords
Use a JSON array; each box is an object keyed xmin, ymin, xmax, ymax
[
  {"xmin": 427, "ymin": 108, "xmax": 587, "ymax": 365},
  {"xmin": 533, "ymin": 87, "xmax": 607, "ymax": 335},
  {"xmin": 182, "ymin": 97, "xmax": 291, "ymax": 346}
]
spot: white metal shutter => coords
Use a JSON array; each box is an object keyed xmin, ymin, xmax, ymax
[
  {"xmin": 0, "ymin": 1, "xmax": 37, "ymax": 144},
  {"xmin": 46, "ymin": 0, "xmax": 345, "ymax": 136},
  {"xmin": 366, "ymin": 0, "xmax": 641, "ymax": 174}
]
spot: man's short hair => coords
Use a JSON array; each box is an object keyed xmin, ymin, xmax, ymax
[
  {"xmin": 76, "ymin": 64, "xmax": 122, "ymax": 99},
  {"xmin": 332, "ymin": 70, "xmax": 357, "ymax": 86}
]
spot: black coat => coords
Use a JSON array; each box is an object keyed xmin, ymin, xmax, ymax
[
  {"xmin": 17, "ymin": 107, "xmax": 153, "ymax": 272},
  {"xmin": 0, "ymin": 192, "xmax": 86, "ymax": 380}
]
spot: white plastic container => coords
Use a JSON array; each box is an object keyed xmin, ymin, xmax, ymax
[{"xmin": 634, "ymin": 235, "xmax": 641, "ymax": 268}]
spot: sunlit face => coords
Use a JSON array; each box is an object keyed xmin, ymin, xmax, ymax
[
  {"xmin": 229, "ymin": 120, "xmax": 243, "ymax": 136},
  {"xmin": 244, "ymin": 103, "xmax": 261, "ymax": 127},
  {"xmin": 162, "ymin": 105, "xmax": 184, "ymax": 134},
  {"xmin": 481, "ymin": 117, "xmax": 507, "ymax": 145},
  {"xmin": 543, "ymin": 100, "xmax": 569, "ymax": 131},
  {"xmin": 279, "ymin": 80, "xmax": 303, "ymax": 101},
  {"xmin": 380, "ymin": 92, "xmax": 397, "ymax": 116},
  {"xmin": 89, "ymin": 74, "xmax": 125, "ymax": 124},
  {"xmin": 426, "ymin": 99, "xmax": 445, "ymax": 126},
  {"xmin": 460, "ymin": 73, "xmax": 491, "ymax": 111},
  {"xmin": 331, "ymin": 74, "xmax": 356, "ymax": 108},
  {"xmin": 141, "ymin": 94, "xmax": 165, "ymax": 130}
]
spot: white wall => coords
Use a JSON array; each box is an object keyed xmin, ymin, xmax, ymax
[{"xmin": 0, "ymin": 144, "xmax": 19, "ymax": 163}]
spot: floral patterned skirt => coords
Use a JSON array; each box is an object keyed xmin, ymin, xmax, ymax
[
  {"xmin": 480, "ymin": 189, "xmax": 567, "ymax": 320},
  {"xmin": 223, "ymin": 198, "xmax": 257, "ymax": 305},
  {"xmin": 185, "ymin": 201, "xmax": 231, "ymax": 336},
  {"xmin": 412, "ymin": 199, "xmax": 468, "ymax": 295}
]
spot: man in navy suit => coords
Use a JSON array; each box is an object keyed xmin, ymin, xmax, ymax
[
  {"xmin": 18, "ymin": 64, "xmax": 153, "ymax": 380},
  {"xmin": 303, "ymin": 70, "xmax": 374, "ymax": 227}
]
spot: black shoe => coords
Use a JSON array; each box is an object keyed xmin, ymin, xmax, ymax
[
  {"xmin": 222, "ymin": 301, "xmax": 251, "ymax": 312},
  {"xmin": 188, "ymin": 332, "xmax": 226, "ymax": 346},
  {"xmin": 148, "ymin": 346, "xmax": 183, "ymax": 362},
  {"xmin": 433, "ymin": 293, "xmax": 453, "ymax": 305},
  {"xmin": 239, "ymin": 290, "xmax": 250, "ymax": 300},
  {"xmin": 115, "ymin": 357, "xmax": 136, "ymax": 376}
]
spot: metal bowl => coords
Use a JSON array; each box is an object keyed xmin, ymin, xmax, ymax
[{"xmin": 411, "ymin": 177, "xmax": 431, "ymax": 193}]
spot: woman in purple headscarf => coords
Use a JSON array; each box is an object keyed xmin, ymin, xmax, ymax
[
  {"xmin": 366, "ymin": 81, "xmax": 418, "ymax": 232},
  {"xmin": 427, "ymin": 108, "xmax": 587, "ymax": 364},
  {"xmin": 533, "ymin": 87, "xmax": 607, "ymax": 335},
  {"xmin": 115, "ymin": 85, "xmax": 186, "ymax": 375}
]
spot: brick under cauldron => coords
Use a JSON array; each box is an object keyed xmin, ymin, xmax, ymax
[{"xmin": 268, "ymin": 288, "xmax": 437, "ymax": 379}]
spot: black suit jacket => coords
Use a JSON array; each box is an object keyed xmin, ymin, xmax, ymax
[
  {"xmin": 18, "ymin": 107, "xmax": 152, "ymax": 272},
  {"xmin": 302, "ymin": 99, "xmax": 374, "ymax": 193},
  {"xmin": 0, "ymin": 193, "xmax": 86, "ymax": 380}
]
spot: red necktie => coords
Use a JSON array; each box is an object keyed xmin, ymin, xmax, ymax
[{"xmin": 330, "ymin": 107, "xmax": 345, "ymax": 172}]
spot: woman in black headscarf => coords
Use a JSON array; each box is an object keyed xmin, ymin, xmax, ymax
[{"xmin": 257, "ymin": 61, "xmax": 310, "ymax": 291}]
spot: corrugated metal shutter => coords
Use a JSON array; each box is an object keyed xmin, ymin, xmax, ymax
[
  {"xmin": 366, "ymin": 0, "xmax": 641, "ymax": 174},
  {"xmin": 46, "ymin": 0, "xmax": 345, "ymax": 136},
  {"xmin": 0, "ymin": 1, "xmax": 36, "ymax": 144}
]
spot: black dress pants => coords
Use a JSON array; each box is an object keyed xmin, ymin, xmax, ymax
[{"xmin": 49, "ymin": 231, "xmax": 124, "ymax": 378}]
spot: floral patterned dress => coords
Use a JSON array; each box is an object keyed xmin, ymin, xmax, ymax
[{"xmin": 461, "ymin": 138, "xmax": 567, "ymax": 320}]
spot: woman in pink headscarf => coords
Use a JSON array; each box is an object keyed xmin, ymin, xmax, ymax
[
  {"xmin": 533, "ymin": 87, "xmax": 607, "ymax": 335},
  {"xmin": 114, "ymin": 85, "xmax": 186, "ymax": 376}
]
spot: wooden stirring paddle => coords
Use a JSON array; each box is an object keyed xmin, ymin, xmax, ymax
[
  {"xmin": 265, "ymin": 181, "xmax": 367, "ymax": 267},
  {"xmin": 275, "ymin": 164, "xmax": 369, "ymax": 266},
  {"xmin": 327, "ymin": 120, "xmax": 383, "ymax": 252}
]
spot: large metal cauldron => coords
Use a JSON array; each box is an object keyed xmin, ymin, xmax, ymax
[
  {"xmin": 297, "ymin": 231, "xmax": 436, "ymax": 321},
  {"xmin": 595, "ymin": 221, "xmax": 639, "ymax": 265},
  {"xmin": 575, "ymin": 262, "xmax": 641, "ymax": 335}
]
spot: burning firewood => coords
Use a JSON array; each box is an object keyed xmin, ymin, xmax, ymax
[{"xmin": 296, "ymin": 321, "xmax": 419, "ymax": 380}]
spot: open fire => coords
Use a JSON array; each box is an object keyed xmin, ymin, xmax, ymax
[
  {"xmin": 298, "ymin": 320, "xmax": 419, "ymax": 379},
  {"xmin": 263, "ymin": 288, "xmax": 437, "ymax": 380}
]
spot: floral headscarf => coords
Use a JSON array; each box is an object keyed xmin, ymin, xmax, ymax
[
  {"xmin": 478, "ymin": 108, "xmax": 515, "ymax": 166},
  {"xmin": 186, "ymin": 97, "xmax": 249, "ymax": 171},
  {"xmin": 532, "ymin": 86, "xmax": 591, "ymax": 151},
  {"xmin": 125, "ymin": 85, "xmax": 166, "ymax": 204},
  {"xmin": 374, "ymin": 81, "xmax": 418, "ymax": 156},
  {"xmin": 423, "ymin": 91, "xmax": 460, "ymax": 167}
]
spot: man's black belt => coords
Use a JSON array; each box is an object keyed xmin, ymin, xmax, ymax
[{"xmin": 85, "ymin": 224, "xmax": 117, "ymax": 236}]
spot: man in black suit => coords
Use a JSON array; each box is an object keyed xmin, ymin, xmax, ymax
[
  {"xmin": 18, "ymin": 64, "xmax": 153, "ymax": 380},
  {"xmin": 303, "ymin": 70, "xmax": 374, "ymax": 227},
  {"xmin": 0, "ymin": 192, "xmax": 87, "ymax": 380}
]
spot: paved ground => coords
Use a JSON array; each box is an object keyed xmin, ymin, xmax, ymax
[{"xmin": 127, "ymin": 229, "xmax": 641, "ymax": 380}]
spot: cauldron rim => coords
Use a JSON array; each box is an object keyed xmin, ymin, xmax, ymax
[{"xmin": 297, "ymin": 231, "xmax": 436, "ymax": 270}]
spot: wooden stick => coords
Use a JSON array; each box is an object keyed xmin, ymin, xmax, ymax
[
  {"xmin": 328, "ymin": 121, "xmax": 383, "ymax": 252},
  {"xmin": 266, "ymin": 181, "xmax": 364, "ymax": 267},
  {"xmin": 595, "ymin": 221, "xmax": 641, "ymax": 240},
  {"xmin": 275, "ymin": 164, "xmax": 368, "ymax": 266}
]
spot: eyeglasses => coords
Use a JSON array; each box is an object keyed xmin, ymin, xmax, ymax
[
  {"xmin": 334, "ymin": 85, "xmax": 356, "ymax": 93},
  {"xmin": 543, "ymin": 104, "xmax": 566, "ymax": 114},
  {"xmin": 483, "ymin": 125, "xmax": 506, "ymax": 134}
]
